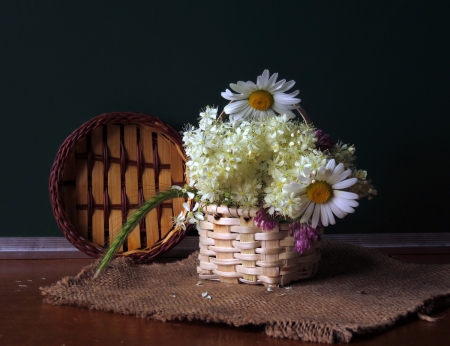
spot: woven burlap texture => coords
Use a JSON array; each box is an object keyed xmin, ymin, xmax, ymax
[{"xmin": 41, "ymin": 241, "xmax": 450, "ymax": 344}]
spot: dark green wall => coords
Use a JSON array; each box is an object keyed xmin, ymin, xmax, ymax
[{"xmin": 1, "ymin": 1, "xmax": 448, "ymax": 237}]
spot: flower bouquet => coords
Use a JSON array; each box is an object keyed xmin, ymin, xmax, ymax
[{"xmin": 95, "ymin": 70, "xmax": 376, "ymax": 286}]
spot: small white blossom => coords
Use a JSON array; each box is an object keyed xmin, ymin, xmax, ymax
[
  {"xmin": 172, "ymin": 212, "xmax": 186, "ymax": 230},
  {"xmin": 183, "ymin": 202, "xmax": 205, "ymax": 225},
  {"xmin": 172, "ymin": 185, "xmax": 195, "ymax": 199}
]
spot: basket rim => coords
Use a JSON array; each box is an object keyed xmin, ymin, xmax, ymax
[{"xmin": 48, "ymin": 111, "xmax": 191, "ymax": 262}]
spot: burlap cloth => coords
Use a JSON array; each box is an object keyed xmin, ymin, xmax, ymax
[{"xmin": 41, "ymin": 240, "xmax": 450, "ymax": 343}]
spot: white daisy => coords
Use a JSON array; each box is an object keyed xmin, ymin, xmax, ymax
[
  {"xmin": 283, "ymin": 159, "xmax": 359, "ymax": 228},
  {"xmin": 221, "ymin": 69, "xmax": 300, "ymax": 122}
]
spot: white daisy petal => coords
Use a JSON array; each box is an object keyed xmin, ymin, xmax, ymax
[
  {"xmin": 334, "ymin": 163, "xmax": 345, "ymax": 175},
  {"xmin": 334, "ymin": 190, "xmax": 359, "ymax": 200},
  {"xmin": 324, "ymin": 203, "xmax": 336, "ymax": 225},
  {"xmin": 326, "ymin": 159, "xmax": 336, "ymax": 171},
  {"xmin": 297, "ymin": 198, "xmax": 311, "ymax": 217},
  {"xmin": 220, "ymin": 89, "xmax": 233, "ymax": 97},
  {"xmin": 229, "ymin": 113, "xmax": 243, "ymax": 123},
  {"xmin": 283, "ymin": 183, "xmax": 305, "ymax": 194},
  {"xmin": 224, "ymin": 100, "xmax": 250, "ymax": 114},
  {"xmin": 229, "ymin": 83, "xmax": 250, "ymax": 95},
  {"xmin": 267, "ymin": 79, "xmax": 286, "ymax": 92},
  {"xmin": 275, "ymin": 80, "xmax": 296, "ymax": 93},
  {"xmin": 242, "ymin": 105, "xmax": 253, "ymax": 119},
  {"xmin": 311, "ymin": 204, "xmax": 321, "ymax": 228},
  {"xmin": 238, "ymin": 80, "xmax": 251, "ymax": 88},
  {"xmin": 329, "ymin": 200, "xmax": 347, "ymax": 219},
  {"xmin": 260, "ymin": 110, "xmax": 269, "ymax": 119},
  {"xmin": 320, "ymin": 204, "xmax": 329, "ymax": 227},
  {"xmin": 333, "ymin": 169, "xmax": 353, "ymax": 185},
  {"xmin": 285, "ymin": 89, "xmax": 300, "ymax": 98},
  {"xmin": 273, "ymin": 93, "xmax": 301, "ymax": 105},
  {"xmin": 221, "ymin": 90, "xmax": 249, "ymax": 101},
  {"xmin": 332, "ymin": 196, "xmax": 355, "ymax": 213},
  {"xmin": 301, "ymin": 201, "xmax": 315, "ymax": 224},
  {"xmin": 271, "ymin": 102, "xmax": 292, "ymax": 115},
  {"xmin": 221, "ymin": 92, "xmax": 248, "ymax": 101},
  {"xmin": 260, "ymin": 69, "xmax": 270, "ymax": 83},
  {"xmin": 265, "ymin": 72, "xmax": 278, "ymax": 89},
  {"xmin": 246, "ymin": 80, "xmax": 258, "ymax": 91},
  {"xmin": 332, "ymin": 177, "xmax": 357, "ymax": 190},
  {"xmin": 344, "ymin": 199, "xmax": 359, "ymax": 208},
  {"xmin": 328, "ymin": 169, "xmax": 345, "ymax": 185},
  {"xmin": 266, "ymin": 108, "xmax": 276, "ymax": 117},
  {"xmin": 227, "ymin": 105, "xmax": 251, "ymax": 121},
  {"xmin": 256, "ymin": 76, "xmax": 263, "ymax": 89},
  {"xmin": 297, "ymin": 175, "xmax": 310, "ymax": 184}
]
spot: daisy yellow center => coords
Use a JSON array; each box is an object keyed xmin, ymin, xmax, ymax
[
  {"xmin": 306, "ymin": 181, "xmax": 333, "ymax": 204},
  {"xmin": 248, "ymin": 90, "xmax": 274, "ymax": 110}
]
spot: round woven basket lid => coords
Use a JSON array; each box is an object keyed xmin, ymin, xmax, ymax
[{"xmin": 49, "ymin": 112, "xmax": 191, "ymax": 262}]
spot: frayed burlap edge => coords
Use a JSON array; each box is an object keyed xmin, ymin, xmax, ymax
[
  {"xmin": 264, "ymin": 294, "xmax": 450, "ymax": 343},
  {"xmin": 41, "ymin": 247, "xmax": 450, "ymax": 344}
]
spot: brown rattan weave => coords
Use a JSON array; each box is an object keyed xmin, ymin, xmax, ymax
[{"xmin": 49, "ymin": 112, "xmax": 190, "ymax": 262}]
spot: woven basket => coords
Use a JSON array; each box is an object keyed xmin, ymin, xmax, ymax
[
  {"xmin": 49, "ymin": 112, "xmax": 191, "ymax": 262},
  {"xmin": 197, "ymin": 205, "xmax": 323, "ymax": 287}
]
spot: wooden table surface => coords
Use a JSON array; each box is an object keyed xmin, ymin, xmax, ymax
[{"xmin": 1, "ymin": 255, "xmax": 449, "ymax": 346}]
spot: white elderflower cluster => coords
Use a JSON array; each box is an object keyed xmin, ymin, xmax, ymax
[{"xmin": 183, "ymin": 107, "xmax": 337, "ymax": 218}]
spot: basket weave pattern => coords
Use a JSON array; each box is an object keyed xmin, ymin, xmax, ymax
[
  {"xmin": 197, "ymin": 205, "xmax": 322, "ymax": 286},
  {"xmin": 49, "ymin": 112, "xmax": 189, "ymax": 262}
]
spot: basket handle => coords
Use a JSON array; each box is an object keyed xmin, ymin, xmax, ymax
[{"xmin": 218, "ymin": 102, "xmax": 311, "ymax": 124}]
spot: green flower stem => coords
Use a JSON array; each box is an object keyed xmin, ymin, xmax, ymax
[{"xmin": 94, "ymin": 188, "xmax": 184, "ymax": 278}]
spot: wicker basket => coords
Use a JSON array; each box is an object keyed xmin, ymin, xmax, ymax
[
  {"xmin": 197, "ymin": 205, "xmax": 323, "ymax": 287},
  {"xmin": 49, "ymin": 112, "xmax": 191, "ymax": 262}
]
